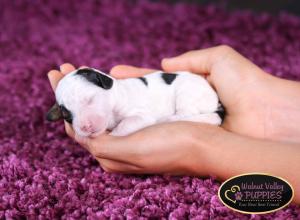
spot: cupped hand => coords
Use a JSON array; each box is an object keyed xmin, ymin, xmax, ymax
[
  {"xmin": 48, "ymin": 63, "xmax": 223, "ymax": 174},
  {"xmin": 47, "ymin": 45, "xmax": 300, "ymax": 175},
  {"xmin": 47, "ymin": 49, "xmax": 300, "ymax": 202},
  {"xmin": 71, "ymin": 121, "xmax": 225, "ymax": 175},
  {"xmin": 111, "ymin": 45, "xmax": 276, "ymax": 140},
  {"xmin": 47, "ymin": 45, "xmax": 271, "ymax": 174}
]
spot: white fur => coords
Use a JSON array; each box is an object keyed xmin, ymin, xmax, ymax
[{"xmin": 55, "ymin": 69, "xmax": 221, "ymax": 137}]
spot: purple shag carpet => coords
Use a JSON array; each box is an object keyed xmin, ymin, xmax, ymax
[{"xmin": 0, "ymin": 0, "xmax": 300, "ymax": 219}]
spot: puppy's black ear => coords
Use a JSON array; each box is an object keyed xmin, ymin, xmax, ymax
[
  {"xmin": 96, "ymin": 72, "xmax": 113, "ymax": 89},
  {"xmin": 46, "ymin": 103, "xmax": 63, "ymax": 121},
  {"xmin": 77, "ymin": 68, "xmax": 113, "ymax": 89}
]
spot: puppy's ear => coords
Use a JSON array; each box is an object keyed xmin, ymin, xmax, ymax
[
  {"xmin": 46, "ymin": 103, "xmax": 63, "ymax": 121},
  {"xmin": 77, "ymin": 68, "xmax": 113, "ymax": 89},
  {"xmin": 96, "ymin": 72, "xmax": 113, "ymax": 89}
]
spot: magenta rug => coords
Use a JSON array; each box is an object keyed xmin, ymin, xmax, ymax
[{"xmin": 0, "ymin": 0, "xmax": 300, "ymax": 219}]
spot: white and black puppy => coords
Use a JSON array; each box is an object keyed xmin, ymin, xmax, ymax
[{"xmin": 47, "ymin": 68, "xmax": 224, "ymax": 137}]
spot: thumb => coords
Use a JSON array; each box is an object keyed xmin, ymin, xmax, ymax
[{"xmin": 161, "ymin": 49, "xmax": 215, "ymax": 75}]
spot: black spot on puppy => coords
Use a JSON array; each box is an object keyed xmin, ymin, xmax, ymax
[
  {"xmin": 60, "ymin": 105, "xmax": 73, "ymax": 124},
  {"xmin": 215, "ymin": 102, "xmax": 225, "ymax": 122},
  {"xmin": 137, "ymin": 77, "xmax": 148, "ymax": 86},
  {"xmin": 77, "ymin": 68, "xmax": 113, "ymax": 89},
  {"xmin": 161, "ymin": 73, "xmax": 177, "ymax": 85}
]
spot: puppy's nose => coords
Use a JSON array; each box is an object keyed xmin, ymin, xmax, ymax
[{"xmin": 80, "ymin": 124, "xmax": 94, "ymax": 133}]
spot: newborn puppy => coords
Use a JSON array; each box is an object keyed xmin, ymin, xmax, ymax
[{"xmin": 47, "ymin": 68, "xmax": 224, "ymax": 137}]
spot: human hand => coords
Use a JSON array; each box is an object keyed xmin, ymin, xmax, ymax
[
  {"xmin": 46, "ymin": 46, "xmax": 275, "ymax": 174},
  {"xmin": 110, "ymin": 45, "xmax": 282, "ymax": 141},
  {"xmin": 48, "ymin": 45, "xmax": 272, "ymax": 144},
  {"xmin": 47, "ymin": 52, "xmax": 300, "ymax": 203},
  {"xmin": 47, "ymin": 63, "xmax": 224, "ymax": 175},
  {"xmin": 47, "ymin": 45, "xmax": 300, "ymax": 175}
]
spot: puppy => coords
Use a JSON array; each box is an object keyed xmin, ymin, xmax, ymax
[{"xmin": 47, "ymin": 68, "xmax": 224, "ymax": 137}]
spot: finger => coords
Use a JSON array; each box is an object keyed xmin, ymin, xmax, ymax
[
  {"xmin": 76, "ymin": 133, "xmax": 142, "ymax": 164},
  {"xmin": 73, "ymin": 132, "xmax": 138, "ymax": 167},
  {"xmin": 74, "ymin": 133, "xmax": 92, "ymax": 152},
  {"xmin": 64, "ymin": 121, "xmax": 75, "ymax": 139},
  {"xmin": 79, "ymin": 65, "xmax": 88, "ymax": 69},
  {"xmin": 161, "ymin": 45, "xmax": 241, "ymax": 74},
  {"xmin": 161, "ymin": 47, "xmax": 219, "ymax": 74},
  {"xmin": 110, "ymin": 65, "xmax": 157, "ymax": 79},
  {"xmin": 48, "ymin": 70, "xmax": 64, "ymax": 91},
  {"xmin": 205, "ymin": 75, "xmax": 214, "ymax": 88},
  {"xmin": 73, "ymin": 132, "xmax": 123, "ymax": 161},
  {"xmin": 60, "ymin": 63, "xmax": 76, "ymax": 75},
  {"xmin": 96, "ymin": 158, "xmax": 142, "ymax": 173}
]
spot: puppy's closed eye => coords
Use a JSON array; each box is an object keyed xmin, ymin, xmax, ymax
[{"xmin": 86, "ymin": 97, "xmax": 94, "ymax": 105}]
